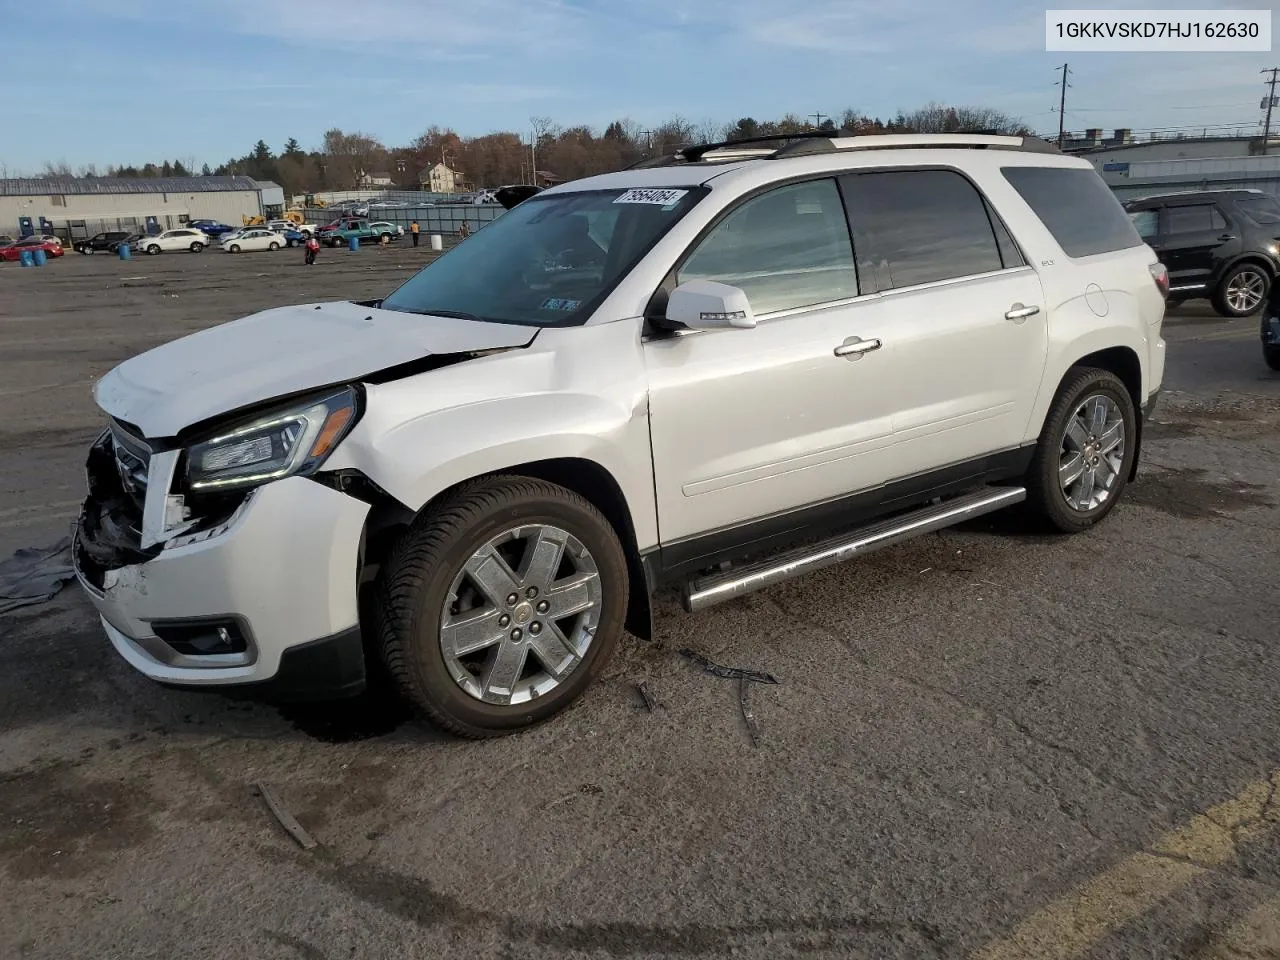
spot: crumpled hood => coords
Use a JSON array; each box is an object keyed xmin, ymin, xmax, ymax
[{"xmin": 94, "ymin": 300, "xmax": 537, "ymax": 437}]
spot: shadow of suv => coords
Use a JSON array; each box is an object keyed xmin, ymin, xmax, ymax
[{"xmin": 1124, "ymin": 190, "xmax": 1280, "ymax": 318}]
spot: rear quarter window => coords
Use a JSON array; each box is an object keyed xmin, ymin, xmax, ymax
[{"xmin": 1001, "ymin": 166, "xmax": 1143, "ymax": 258}]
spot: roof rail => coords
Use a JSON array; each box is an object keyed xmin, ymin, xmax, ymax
[
  {"xmin": 625, "ymin": 132, "xmax": 1061, "ymax": 169},
  {"xmin": 824, "ymin": 133, "xmax": 1062, "ymax": 154}
]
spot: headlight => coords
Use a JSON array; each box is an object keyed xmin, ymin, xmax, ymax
[{"xmin": 186, "ymin": 387, "xmax": 359, "ymax": 491}]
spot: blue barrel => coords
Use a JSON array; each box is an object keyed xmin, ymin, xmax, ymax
[
  {"xmin": 348, "ymin": 235, "xmax": 359, "ymax": 252},
  {"xmin": 33, "ymin": 248, "xmax": 47, "ymax": 266},
  {"xmin": 19, "ymin": 250, "xmax": 33, "ymax": 267},
  {"xmin": 118, "ymin": 242, "xmax": 132, "ymax": 260}
]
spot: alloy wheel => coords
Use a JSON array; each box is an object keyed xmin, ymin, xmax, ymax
[
  {"xmin": 1058, "ymin": 394, "xmax": 1126, "ymax": 512},
  {"xmin": 1226, "ymin": 269, "xmax": 1266, "ymax": 314},
  {"xmin": 439, "ymin": 524, "xmax": 602, "ymax": 706}
]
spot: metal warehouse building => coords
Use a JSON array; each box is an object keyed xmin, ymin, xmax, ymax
[{"xmin": 0, "ymin": 176, "xmax": 286, "ymax": 242}]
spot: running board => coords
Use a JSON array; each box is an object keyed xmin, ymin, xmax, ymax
[{"xmin": 682, "ymin": 486, "xmax": 1026, "ymax": 613}]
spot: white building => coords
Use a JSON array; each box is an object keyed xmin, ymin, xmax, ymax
[
  {"xmin": 0, "ymin": 176, "xmax": 279, "ymax": 241},
  {"xmin": 420, "ymin": 163, "xmax": 461, "ymax": 194}
]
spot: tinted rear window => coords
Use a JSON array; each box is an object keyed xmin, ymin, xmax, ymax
[{"xmin": 1002, "ymin": 166, "xmax": 1143, "ymax": 258}]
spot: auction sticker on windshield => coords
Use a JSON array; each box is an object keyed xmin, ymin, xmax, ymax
[{"xmin": 614, "ymin": 188, "xmax": 688, "ymax": 208}]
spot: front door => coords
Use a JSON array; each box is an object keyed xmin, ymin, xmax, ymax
[{"xmin": 644, "ymin": 178, "xmax": 904, "ymax": 547}]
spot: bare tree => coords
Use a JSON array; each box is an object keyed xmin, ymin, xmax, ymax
[
  {"xmin": 897, "ymin": 102, "xmax": 1026, "ymax": 134},
  {"xmin": 322, "ymin": 128, "xmax": 386, "ymax": 188},
  {"xmin": 41, "ymin": 160, "xmax": 73, "ymax": 177}
]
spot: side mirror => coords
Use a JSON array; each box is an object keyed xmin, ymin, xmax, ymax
[{"xmin": 666, "ymin": 279, "xmax": 756, "ymax": 330}]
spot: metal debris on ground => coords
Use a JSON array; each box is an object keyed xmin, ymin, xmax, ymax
[
  {"xmin": 679, "ymin": 648, "xmax": 781, "ymax": 685},
  {"xmin": 636, "ymin": 681, "xmax": 661, "ymax": 712},
  {"xmin": 0, "ymin": 536, "xmax": 76, "ymax": 616},
  {"xmin": 739, "ymin": 676, "xmax": 763, "ymax": 747},
  {"xmin": 254, "ymin": 782, "xmax": 318, "ymax": 850}
]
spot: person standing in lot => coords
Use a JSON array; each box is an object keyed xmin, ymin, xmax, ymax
[
  {"xmin": 410, "ymin": 220, "xmax": 420, "ymax": 247},
  {"xmin": 304, "ymin": 233, "xmax": 320, "ymax": 266}
]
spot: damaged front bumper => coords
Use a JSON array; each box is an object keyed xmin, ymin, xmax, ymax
[{"xmin": 74, "ymin": 429, "xmax": 372, "ymax": 698}]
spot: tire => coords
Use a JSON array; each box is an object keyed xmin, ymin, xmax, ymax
[
  {"xmin": 1212, "ymin": 263, "xmax": 1270, "ymax": 318},
  {"xmin": 79, "ymin": 247, "xmax": 91, "ymax": 255},
  {"xmin": 1265, "ymin": 345, "xmax": 1280, "ymax": 372},
  {"xmin": 268, "ymin": 241, "xmax": 279, "ymax": 251},
  {"xmin": 376, "ymin": 477, "xmax": 628, "ymax": 739},
  {"xmin": 189, "ymin": 242, "xmax": 204, "ymax": 253},
  {"xmin": 1024, "ymin": 367, "xmax": 1137, "ymax": 534},
  {"xmin": 146, "ymin": 245, "xmax": 160, "ymax": 255},
  {"xmin": 228, "ymin": 244, "xmax": 241, "ymax": 253},
  {"xmin": 380, "ymin": 232, "xmax": 391, "ymax": 243}
]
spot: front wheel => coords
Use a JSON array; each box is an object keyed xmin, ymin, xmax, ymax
[
  {"xmin": 228, "ymin": 244, "xmax": 241, "ymax": 253},
  {"xmin": 1024, "ymin": 367, "xmax": 1137, "ymax": 534},
  {"xmin": 1265, "ymin": 345, "xmax": 1280, "ymax": 372},
  {"xmin": 1213, "ymin": 264, "xmax": 1270, "ymax": 317},
  {"xmin": 375, "ymin": 477, "xmax": 628, "ymax": 739},
  {"xmin": 145, "ymin": 245, "xmax": 160, "ymax": 255},
  {"xmin": 79, "ymin": 247, "xmax": 91, "ymax": 255}
]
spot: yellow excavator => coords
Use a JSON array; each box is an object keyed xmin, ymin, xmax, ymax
[{"xmin": 241, "ymin": 210, "xmax": 309, "ymax": 227}]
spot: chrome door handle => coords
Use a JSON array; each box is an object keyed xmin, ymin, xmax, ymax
[
  {"xmin": 834, "ymin": 336, "xmax": 882, "ymax": 359},
  {"xmin": 1005, "ymin": 303, "xmax": 1041, "ymax": 322}
]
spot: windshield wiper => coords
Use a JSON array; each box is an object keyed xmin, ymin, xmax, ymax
[{"xmin": 392, "ymin": 307, "xmax": 488, "ymax": 323}]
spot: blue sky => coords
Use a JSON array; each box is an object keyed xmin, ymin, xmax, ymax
[{"xmin": 1, "ymin": 0, "xmax": 1276, "ymax": 173}]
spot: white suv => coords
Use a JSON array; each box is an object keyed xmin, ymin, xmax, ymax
[
  {"xmin": 74, "ymin": 134, "xmax": 1167, "ymax": 738},
  {"xmin": 140, "ymin": 229, "xmax": 211, "ymax": 254}
]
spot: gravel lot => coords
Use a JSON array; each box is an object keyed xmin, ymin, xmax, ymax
[{"xmin": 2, "ymin": 249, "xmax": 1279, "ymax": 960}]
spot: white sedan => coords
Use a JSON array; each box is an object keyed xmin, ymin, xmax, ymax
[
  {"xmin": 139, "ymin": 229, "xmax": 212, "ymax": 255},
  {"xmin": 221, "ymin": 229, "xmax": 286, "ymax": 253}
]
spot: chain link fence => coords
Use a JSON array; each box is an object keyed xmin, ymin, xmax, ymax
[{"xmin": 300, "ymin": 203, "xmax": 506, "ymax": 239}]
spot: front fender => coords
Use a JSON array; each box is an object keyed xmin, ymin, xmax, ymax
[{"xmin": 328, "ymin": 377, "xmax": 659, "ymax": 552}]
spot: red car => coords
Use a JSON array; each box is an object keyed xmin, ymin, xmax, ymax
[{"xmin": 0, "ymin": 236, "xmax": 65, "ymax": 261}]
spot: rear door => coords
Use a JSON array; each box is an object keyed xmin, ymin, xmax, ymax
[
  {"xmin": 837, "ymin": 168, "xmax": 1049, "ymax": 477},
  {"xmin": 1159, "ymin": 202, "xmax": 1233, "ymax": 291}
]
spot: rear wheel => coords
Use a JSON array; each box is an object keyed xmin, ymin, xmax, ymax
[
  {"xmin": 268, "ymin": 241, "xmax": 279, "ymax": 251},
  {"xmin": 189, "ymin": 242, "xmax": 204, "ymax": 253},
  {"xmin": 1265, "ymin": 345, "xmax": 1280, "ymax": 372},
  {"xmin": 1025, "ymin": 367, "xmax": 1137, "ymax": 533},
  {"xmin": 376, "ymin": 477, "xmax": 628, "ymax": 738},
  {"xmin": 1213, "ymin": 264, "xmax": 1270, "ymax": 317}
]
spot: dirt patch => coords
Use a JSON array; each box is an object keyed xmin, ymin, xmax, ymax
[
  {"xmin": 1127, "ymin": 467, "xmax": 1274, "ymax": 519},
  {"xmin": 0, "ymin": 763, "xmax": 158, "ymax": 880}
]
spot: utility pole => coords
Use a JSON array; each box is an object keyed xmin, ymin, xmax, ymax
[
  {"xmin": 530, "ymin": 126, "xmax": 537, "ymax": 186},
  {"xmin": 809, "ymin": 111, "xmax": 829, "ymax": 129},
  {"xmin": 1055, "ymin": 63, "xmax": 1071, "ymax": 149},
  {"xmin": 1262, "ymin": 67, "xmax": 1280, "ymax": 154}
]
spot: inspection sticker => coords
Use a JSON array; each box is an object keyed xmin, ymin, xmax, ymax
[
  {"xmin": 540, "ymin": 297, "xmax": 582, "ymax": 312},
  {"xmin": 614, "ymin": 188, "xmax": 688, "ymax": 208}
]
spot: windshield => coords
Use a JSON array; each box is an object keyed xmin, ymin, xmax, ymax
[
  {"xmin": 1236, "ymin": 195, "xmax": 1280, "ymax": 224},
  {"xmin": 381, "ymin": 186, "xmax": 705, "ymax": 326}
]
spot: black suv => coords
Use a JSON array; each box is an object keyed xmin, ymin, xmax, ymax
[
  {"xmin": 74, "ymin": 231, "xmax": 134, "ymax": 254},
  {"xmin": 1123, "ymin": 190, "xmax": 1280, "ymax": 318}
]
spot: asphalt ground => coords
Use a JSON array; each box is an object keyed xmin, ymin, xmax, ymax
[{"xmin": 1, "ymin": 248, "xmax": 1278, "ymax": 960}]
